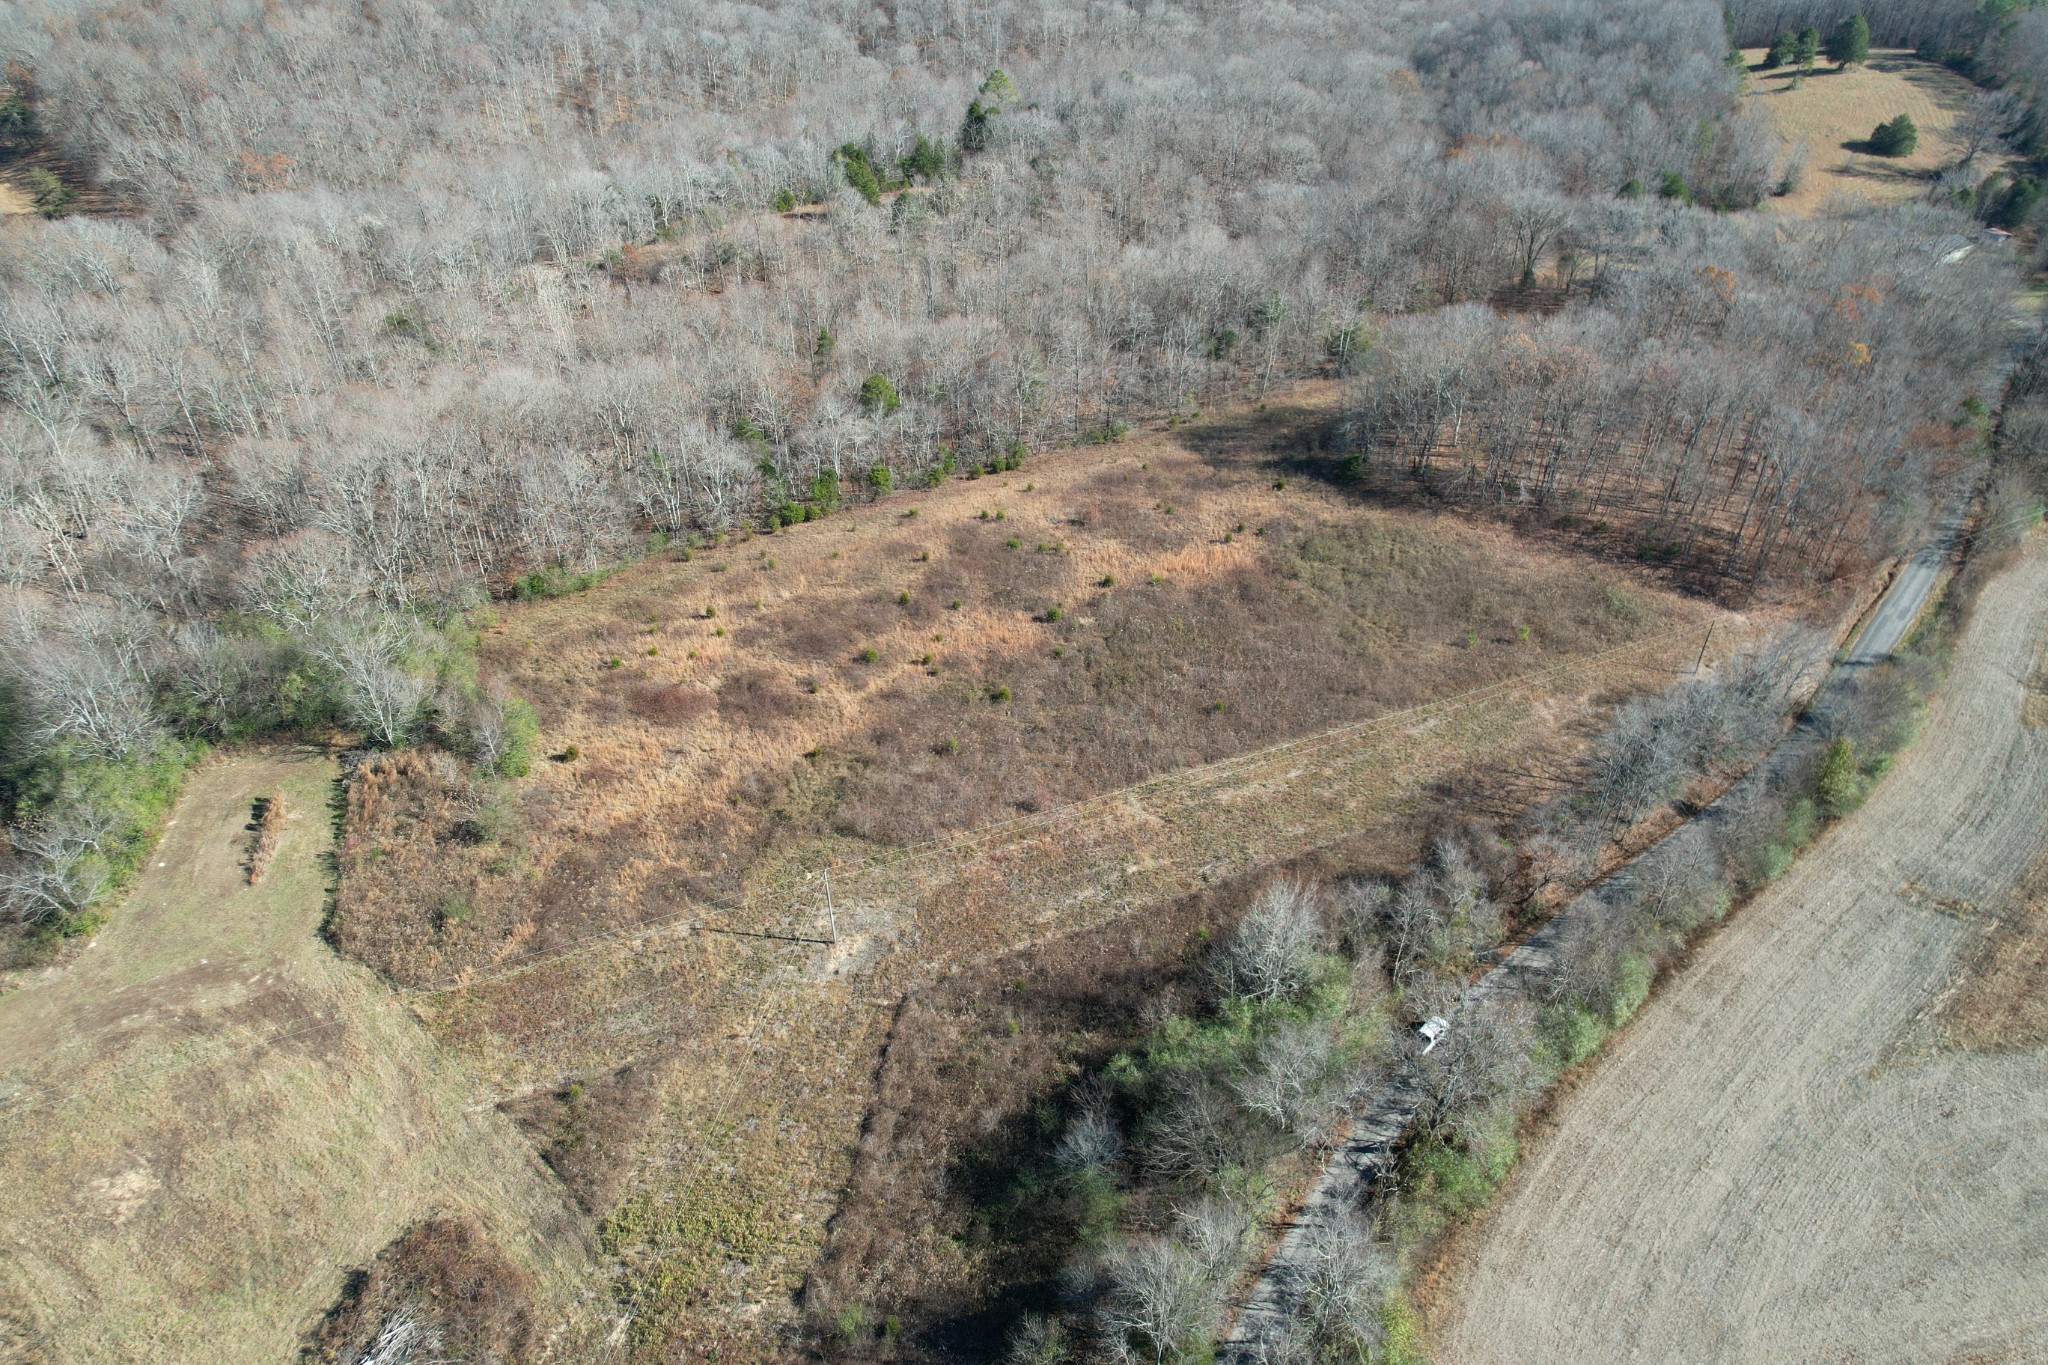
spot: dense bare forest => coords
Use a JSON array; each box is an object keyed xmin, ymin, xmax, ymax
[
  {"xmin": 0, "ymin": 0, "xmax": 2019, "ymax": 976},
  {"xmin": 0, "ymin": 0, "xmax": 2041, "ymax": 1362}
]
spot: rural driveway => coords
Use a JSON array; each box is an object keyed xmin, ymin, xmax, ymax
[
  {"xmin": 1841, "ymin": 504, "xmax": 1964, "ymax": 665},
  {"xmin": 1436, "ymin": 536, "xmax": 2048, "ymax": 1362}
]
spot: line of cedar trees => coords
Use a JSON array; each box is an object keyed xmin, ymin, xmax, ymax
[{"xmin": 1759, "ymin": 13, "xmax": 1867, "ymax": 73}]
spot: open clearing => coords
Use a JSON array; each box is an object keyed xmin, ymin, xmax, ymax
[
  {"xmin": 328, "ymin": 393, "xmax": 1757, "ymax": 1357},
  {"xmin": 1744, "ymin": 48, "xmax": 2017, "ymax": 215},
  {"xmin": 1435, "ymin": 535, "xmax": 2048, "ymax": 1363},
  {"xmin": 0, "ymin": 750, "xmax": 597, "ymax": 1362}
]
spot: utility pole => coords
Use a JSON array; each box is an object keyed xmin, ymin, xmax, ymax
[
  {"xmin": 823, "ymin": 867, "xmax": 837, "ymax": 943},
  {"xmin": 1694, "ymin": 621, "xmax": 1715, "ymax": 674}
]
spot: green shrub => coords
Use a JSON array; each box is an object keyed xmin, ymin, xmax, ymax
[
  {"xmin": 1869, "ymin": 114, "xmax": 1918, "ymax": 157},
  {"xmin": 899, "ymin": 135, "xmax": 946, "ymax": 181},
  {"xmin": 1380, "ymin": 1293, "xmax": 1430, "ymax": 1365},
  {"xmin": 24, "ymin": 167, "xmax": 75, "ymax": 218},
  {"xmin": 1782, "ymin": 796, "xmax": 1818, "ymax": 849},
  {"xmin": 1542, "ymin": 1004, "xmax": 1608, "ymax": 1067},
  {"xmin": 833, "ymin": 143, "xmax": 883, "ymax": 204},
  {"xmin": 1609, "ymin": 954, "xmax": 1652, "ymax": 1025},
  {"xmin": 497, "ymin": 698, "xmax": 539, "ymax": 777},
  {"xmin": 859, "ymin": 372, "xmax": 901, "ymax": 416},
  {"xmin": 1816, "ymin": 737, "xmax": 1865, "ymax": 816},
  {"xmin": 513, "ymin": 563, "xmax": 615, "ymax": 600},
  {"xmin": 1404, "ymin": 1122, "xmax": 1516, "ymax": 1226}
]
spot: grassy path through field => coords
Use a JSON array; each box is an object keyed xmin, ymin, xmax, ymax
[
  {"xmin": 0, "ymin": 749, "xmax": 592, "ymax": 1363},
  {"xmin": 1436, "ymin": 536, "xmax": 2048, "ymax": 1362}
]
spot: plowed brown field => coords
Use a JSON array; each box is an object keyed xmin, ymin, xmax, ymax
[{"xmin": 1435, "ymin": 537, "xmax": 2048, "ymax": 1362}]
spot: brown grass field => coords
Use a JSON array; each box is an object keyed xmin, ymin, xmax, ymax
[
  {"xmin": 1433, "ymin": 534, "xmax": 2048, "ymax": 1363},
  {"xmin": 0, "ymin": 750, "xmax": 605, "ymax": 1362},
  {"xmin": 1744, "ymin": 48, "xmax": 2019, "ymax": 215},
  {"xmin": 0, "ymin": 389, "xmax": 1779, "ymax": 1362},
  {"xmin": 326, "ymin": 390, "xmax": 1778, "ymax": 1358}
]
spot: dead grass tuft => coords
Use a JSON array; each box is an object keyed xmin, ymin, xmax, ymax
[
  {"xmin": 306, "ymin": 1217, "xmax": 535, "ymax": 1364},
  {"xmin": 246, "ymin": 790, "xmax": 286, "ymax": 884},
  {"xmin": 1943, "ymin": 858, "xmax": 2048, "ymax": 1051},
  {"xmin": 502, "ymin": 1065, "xmax": 660, "ymax": 1214},
  {"xmin": 629, "ymin": 683, "xmax": 716, "ymax": 724}
]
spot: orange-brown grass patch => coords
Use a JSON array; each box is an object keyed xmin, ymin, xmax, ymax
[
  {"xmin": 1943, "ymin": 858, "xmax": 2048, "ymax": 1051},
  {"xmin": 331, "ymin": 385, "xmax": 1750, "ymax": 1361},
  {"xmin": 246, "ymin": 789, "xmax": 286, "ymax": 884},
  {"xmin": 307, "ymin": 1216, "xmax": 535, "ymax": 1364},
  {"xmin": 332, "ymin": 386, "xmax": 1709, "ymax": 992},
  {"xmin": 1744, "ymin": 49, "xmax": 2018, "ymax": 215}
]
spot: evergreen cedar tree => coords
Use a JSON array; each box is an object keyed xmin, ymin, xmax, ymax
[
  {"xmin": 1870, "ymin": 114, "xmax": 1919, "ymax": 156},
  {"xmin": 1763, "ymin": 13, "xmax": 1864, "ymax": 71},
  {"xmin": 1795, "ymin": 25, "xmax": 1820, "ymax": 70},
  {"xmin": 1825, "ymin": 14, "xmax": 1870, "ymax": 69}
]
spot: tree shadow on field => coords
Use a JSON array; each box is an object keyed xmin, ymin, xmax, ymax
[
  {"xmin": 1829, "ymin": 148, "xmax": 1931, "ymax": 187},
  {"xmin": 1279, "ymin": 444, "xmax": 1734, "ymax": 602},
  {"xmin": 1172, "ymin": 395, "xmax": 1346, "ymax": 478}
]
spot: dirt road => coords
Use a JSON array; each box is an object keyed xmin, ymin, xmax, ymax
[{"xmin": 1436, "ymin": 539, "xmax": 2048, "ymax": 1362}]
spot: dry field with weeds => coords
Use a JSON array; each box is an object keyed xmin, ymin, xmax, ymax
[
  {"xmin": 320, "ymin": 391, "xmax": 1771, "ymax": 1357},
  {"xmin": 1435, "ymin": 534, "xmax": 2048, "ymax": 1363},
  {"xmin": 0, "ymin": 750, "xmax": 602, "ymax": 1362},
  {"xmin": 1744, "ymin": 49, "xmax": 2017, "ymax": 215},
  {"xmin": 0, "ymin": 390, "xmax": 1793, "ymax": 1362}
]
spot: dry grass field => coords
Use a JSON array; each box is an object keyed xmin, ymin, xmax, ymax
[
  {"xmin": 1744, "ymin": 49, "xmax": 2019, "ymax": 215},
  {"xmin": 0, "ymin": 750, "xmax": 603, "ymax": 1362},
  {"xmin": 1434, "ymin": 535, "xmax": 2048, "ymax": 1363},
  {"xmin": 316, "ymin": 392, "xmax": 1769, "ymax": 1358},
  {"xmin": 334, "ymin": 386, "xmax": 1716, "ymax": 988},
  {"xmin": 0, "ymin": 390, "xmax": 1791, "ymax": 1361}
]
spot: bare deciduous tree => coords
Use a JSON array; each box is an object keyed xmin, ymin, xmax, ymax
[
  {"xmin": 1955, "ymin": 90, "xmax": 2023, "ymax": 168},
  {"xmin": 0, "ymin": 802, "xmax": 118, "ymax": 924},
  {"xmin": 1208, "ymin": 880, "xmax": 1324, "ymax": 1004},
  {"xmin": 312, "ymin": 615, "xmax": 430, "ymax": 748},
  {"xmin": 1099, "ymin": 1234, "xmax": 1220, "ymax": 1365},
  {"xmin": 1413, "ymin": 999, "xmax": 1539, "ymax": 1142}
]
